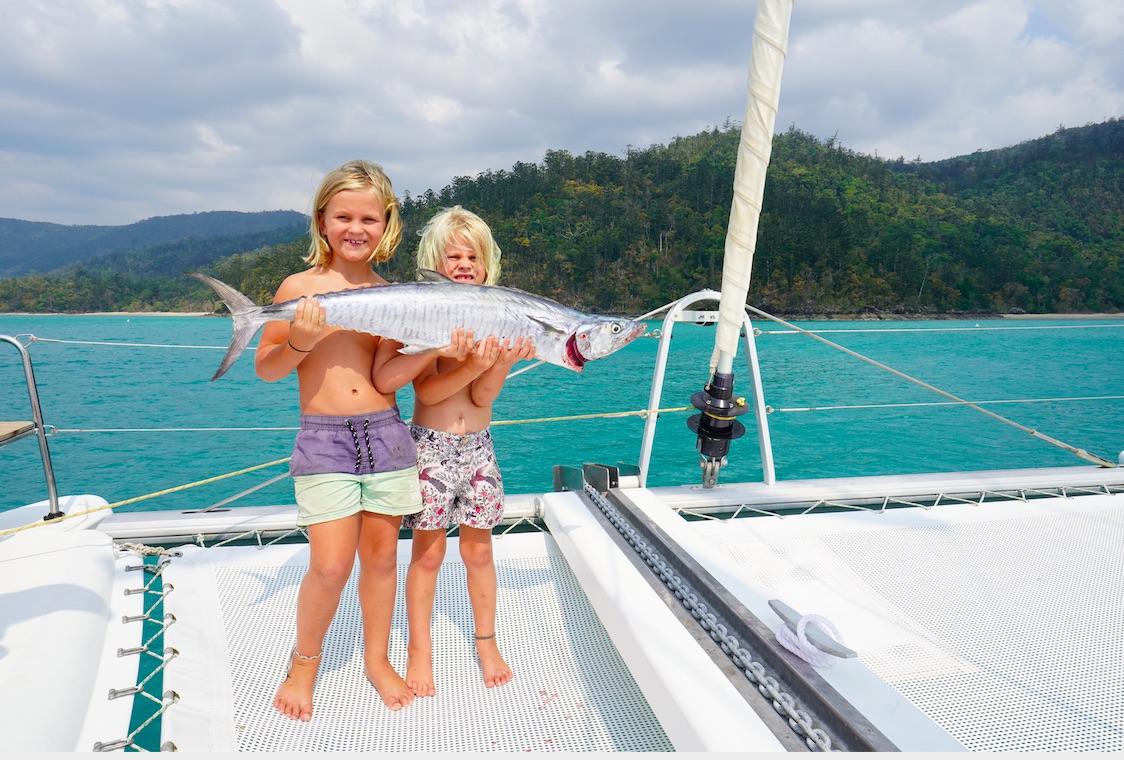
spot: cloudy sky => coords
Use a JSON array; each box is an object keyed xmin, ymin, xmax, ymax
[{"xmin": 2, "ymin": 0, "xmax": 1120, "ymax": 226}]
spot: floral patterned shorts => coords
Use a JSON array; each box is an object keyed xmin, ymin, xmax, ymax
[{"xmin": 403, "ymin": 424, "xmax": 505, "ymax": 531}]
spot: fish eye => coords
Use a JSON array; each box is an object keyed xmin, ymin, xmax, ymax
[{"xmin": 611, "ymin": 323, "xmax": 622, "ymax": 334}]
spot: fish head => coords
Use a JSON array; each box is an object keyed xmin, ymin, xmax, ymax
[{"xmin": 565, "ymin": 318, "xmax": 647, "ymax": 371}]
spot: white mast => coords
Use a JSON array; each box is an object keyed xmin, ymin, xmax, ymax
[
  {"xmin": 689, "ymin": 0, "xmax": 793, "ymax": 485},
  {"xmin": 713, "ymin": 0, "xmax": 792, "ymax": 371}
]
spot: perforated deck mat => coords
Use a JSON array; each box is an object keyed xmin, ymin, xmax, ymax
[
  {"xmin": 166, "ymin": 533, "xmax": 671, "ymax": 752},
  {"xmin": 690, "ymin": 494, "xmax": 1124, "ymax": 753}
]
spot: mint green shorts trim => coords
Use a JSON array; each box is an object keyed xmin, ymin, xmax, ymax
[{"xmin": 293, "ymin": 466, "xmax": 423, "ymax": 527}]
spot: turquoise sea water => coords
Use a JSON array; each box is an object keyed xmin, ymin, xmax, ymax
[{"xmin": 2, "ymin": 313, "xmax": 1122, "ymax": 514}]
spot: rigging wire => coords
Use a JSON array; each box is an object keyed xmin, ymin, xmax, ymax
[
  {"xmin": 19, "ymin": 334, "xmax": 229, "ymax": 350},
  {"xmin": 47, "ymin": 406, "xmax": 697, "ymax": 436},
  {"xmin": 757, "ymin": 322, "xmax": 1124, "ymax": 335},
  {"xmin": 38, "ymin": 392, "xmax": 1124, "ymax": 435},
  {"xmin": 743, "ymin": 304, "xmax": 1118, "ymax": 468},
  {"xmin": 11, "ymin": 325, "xmax": 1122, "ymax": 453},
  {"xmin": 13, "ymin": 318, "xmax": 1124, "ymax": 353},
  {"xmin": 772, "ymin": 395, "xmax": 1124, "ymax": 413}
]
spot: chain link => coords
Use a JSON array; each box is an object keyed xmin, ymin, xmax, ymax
[{"xmin": 582, "ymin": 482, "xmax": 836, "ymax": 752}]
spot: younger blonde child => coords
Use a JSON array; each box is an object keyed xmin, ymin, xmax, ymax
[{"xmin": 374, "ymin": 205, "xmax": 534, "ymax": 696}]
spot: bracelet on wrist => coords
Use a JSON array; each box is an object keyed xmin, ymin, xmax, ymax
[{"xmin": 288, "ymin": 339, "xmax": 312, "ymax": 353}]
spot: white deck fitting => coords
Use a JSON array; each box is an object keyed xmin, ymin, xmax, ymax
[
  {"xmin": 158, "ymin": 515, "xmax": 778, "ymax": 753},
  {"xmin": 627, "ymin": 487, "xmax": 1124, "ymax": 752}
]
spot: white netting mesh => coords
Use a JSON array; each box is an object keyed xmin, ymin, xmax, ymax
[
  {"xmin": 213, "ymin": 550, "xmax": 671, "ymax": 752},
  {"xmin": 711, "ymin": 497, "xmax": 1124, "ymax": 752}
]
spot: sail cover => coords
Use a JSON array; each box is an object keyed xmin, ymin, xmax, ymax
[{"xmin": 712, "ymin": 0, "xmax": 793, "ymax": 371}]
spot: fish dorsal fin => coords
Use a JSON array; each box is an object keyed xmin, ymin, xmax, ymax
[{"xmin": 417, "ymin": 268, "xmax": 453, "ymax": 283}]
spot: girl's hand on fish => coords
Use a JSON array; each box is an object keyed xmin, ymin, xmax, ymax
[
  {"xmin": 467, "ymin": 336, "xmax": 500, "ymax": 372},
  {"xmin": 289, "ymin": 297, "xmax": 325, "ymax": 353},
  {"xmin": 498, "ymin": 336, "xmax": 536, "ymax": 366},
  {"xmin": 515, "ymin": 337, "xmax": 536, "ymax": 362},
  {"xmin": 436, "ymin": 327, "xmax": 474, "ymax": 361}
]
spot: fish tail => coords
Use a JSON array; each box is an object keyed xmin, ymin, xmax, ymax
[{"xmin": 191, "ymin": 272, "xmax": 266, "ymax": 381}]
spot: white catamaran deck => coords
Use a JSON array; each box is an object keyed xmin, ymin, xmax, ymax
[
  {"xmin": 5, "ymin": 473, "xmax": 1124, "ymax": 753},
  {"xmin": 4, "ymin": 1, "xmax": 1123, "ymax": 752},
  {"xmin": 625, "ymin": 479, "xmax": 1124, "ymax": 753}
]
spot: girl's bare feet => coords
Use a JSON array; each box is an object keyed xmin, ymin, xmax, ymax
[
  {"xmin": 406, "ymin": 645, "xmax": 436, "ymax": 697},
  {"xmin": 365, "ymin": 659, "xmax": 416, "ymax": 710},
  {"xmin": 475, "ymin": 634, "xmax": 513, "ymax": 688},
  {"xmin": 274, "ymin": 648, "xmax": 320, "ymax": 722}
]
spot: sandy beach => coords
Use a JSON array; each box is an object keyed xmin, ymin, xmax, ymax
[{"xmin": 1, "ymin": 311, "xmax": 212, "ymax": 317}]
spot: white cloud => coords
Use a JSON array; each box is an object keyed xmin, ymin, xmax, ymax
[
  {"xmin": 780, "ymin": 0, "xmax": 1122, "ymax": 160},
  {"xmin": 0, "ymin": 0, "xmax": 1119, "ymax": 225}
]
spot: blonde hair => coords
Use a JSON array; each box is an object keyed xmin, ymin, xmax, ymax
[
  {"xmin": 305, "ymin": 159, "xmax": 402, "ymax": 267},
  {"xmin": 415, "ymin": 205, "xmax": 502, "ymax": 286}
]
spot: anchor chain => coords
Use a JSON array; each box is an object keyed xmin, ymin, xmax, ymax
[{"xmin": 582, "ymin": 482, "xmax": 837, "ymax": 751}]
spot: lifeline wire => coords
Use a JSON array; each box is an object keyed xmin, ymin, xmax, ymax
[{"xmin": 19, "ymin": 334, "xmax": 228, "ymax": 350}]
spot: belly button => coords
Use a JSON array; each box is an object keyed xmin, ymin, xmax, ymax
[{"xmin": 352, "ymin": 388, "xmax": 359, "ymax": 395}]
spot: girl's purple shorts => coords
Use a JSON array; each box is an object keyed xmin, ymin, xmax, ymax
[{"xmin": 289, "ymin": 408, "xmax": 417, "ymax": 477}]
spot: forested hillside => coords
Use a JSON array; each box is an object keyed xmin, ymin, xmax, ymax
[
  {"xmin": 0, "ymin": 210, "xmax": 307, "ymax": 277},
  {"xmin": 394, "ymin": 118, "xmax": 1123, "ymax": 315},
  {"xmin": 894, "ymin": 120, "xmax": 1123, "ymax": 312},
  {"xmin": 1, "ymin": 119, "xmax": 1120, "ymax": 315}
]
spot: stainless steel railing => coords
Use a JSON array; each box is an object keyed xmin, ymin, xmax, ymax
[{"xmin": 2, "ymin": 335, "xmax": 61, "ymax": 519}]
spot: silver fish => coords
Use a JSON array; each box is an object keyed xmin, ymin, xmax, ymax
[{"xmin": 192, "ymin": 271, "xmax": 647, "ymax": 381}]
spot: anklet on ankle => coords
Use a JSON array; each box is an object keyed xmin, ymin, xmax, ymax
[{"xmin": 284, "ymin": 646, "xmax": 322, "ymax": 678}]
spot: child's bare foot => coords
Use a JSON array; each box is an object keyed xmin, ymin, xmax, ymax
[
  {"xmin": 406, "ymin": 645, "xmax": 436, "ymax": 697},
  {"xmin": 365, "ymin": 659, "xmax": 416, "ymax": 710},
  {"xmin": 475, "ymin": 634, "xmax": 513, "ymax": 688},
  {"xmin": 274, "ymin": 648, "xmax": 320, "ymax": 722}
]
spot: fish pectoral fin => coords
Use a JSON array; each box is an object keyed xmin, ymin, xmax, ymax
[
  {"xmin": 417, "ymin": 268, "xmax": 454, "ymax": 283},
  {"xmin": 527, "ymin": 314, "xmax": 571, "ymax": 336}
]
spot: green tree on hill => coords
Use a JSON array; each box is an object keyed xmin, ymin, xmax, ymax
[{"xmin": 1, "ymin": 119, "xmax": 1120, "ymax": 315}]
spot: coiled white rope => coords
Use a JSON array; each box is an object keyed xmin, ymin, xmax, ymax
[{"xmin": 776, "ymin": 614, "xmax": 845, "ymax": 669}]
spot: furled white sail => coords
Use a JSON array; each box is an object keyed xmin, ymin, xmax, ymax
[{"xmin": 712, "ymin": 0, "xmax": 793, "ymax": 372}]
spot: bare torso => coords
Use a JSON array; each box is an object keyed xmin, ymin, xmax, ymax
[
  {"xmin": 409, "ymin": 355, "xmax": 493, "ymax": 435},
  {"xmin": 255, "ymin": 266, "xmax": 395, "ymax": 416},
  {"xmin": 294, "ymin": 328, "xmax": 393, "ymax": 415}
]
